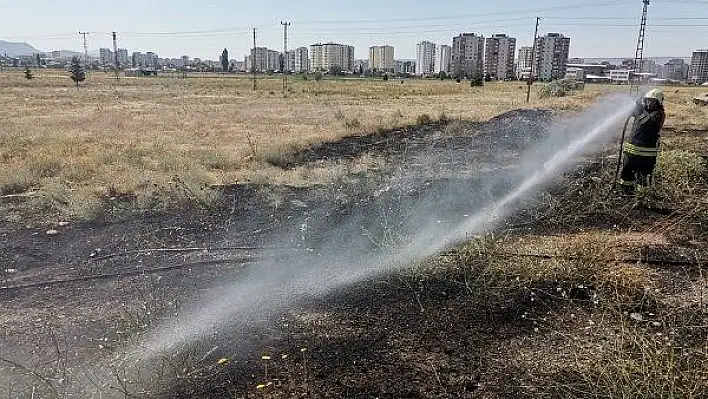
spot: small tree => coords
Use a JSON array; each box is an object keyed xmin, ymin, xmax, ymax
[
  {"xmin": 220, "ymin": 48, "xmax": 229, "ymax": 72},
  {"xmin": 382, "ymin": 73, "xmax": 389, "ymax": 81},
  {"xmin": 24, "ymin": 66, "xmax": 33, "ymax": 80},
  {"xmin": 470, "ymin": 72, "xmax": 484, "ymax": 87},
  {"xmin": 313, "ymin": 71, "xmax": 323, "ymax": 82},
  {"xmin": 69, "ymin": 57, "xmax": 85, "ymax": 87},
  {"xmin": 438, "ymin": 71, "xmax": 447, "ymax": 80}
]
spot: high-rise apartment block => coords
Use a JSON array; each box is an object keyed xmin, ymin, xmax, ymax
[
  {"xmin": 435, "ymin": 45, "xmax": 452, "ymax": 74},
  {"xmin": 131, "ymin": 52, "xmax": 146, "ymax": 67},
  {"xmin": 99, "ymin": 48, "xmax": 113, "ymax": 66},
  {"xmin": 310, "ymin": 43, "xmax": 355, "ymax": 72},
  {"xmin": 451, "ymin": 33, "xmax": 485, "ymax": 79},
  {"xmin": 267, "ymin": 49, "xmax": 280, "ymax": 71},
  {"xmin": 484, "ymin": 34, "xmax": 516, "ymax": 80},
  {"xmin": 690, "ymin": 50, "xmax": 708, "ymax": 84},
  {"xmin": 369, "ymin": 45, "xmax": 395, "ymax": 72},
  {"xmin": 534, "ymin": 33, "xmax": 570, "ymax": 81},
  {"xmin": 293, "ymin": 47, "xmax": 309, "ymax": 72},
  {"xmin": 416, "ymin": 41, "xmax": 437, "ymax": 75},
  {"xmin": 249, "ymin": 47, "xmax": 269, "ymax": 72},
  {"xmin": 517, "ymin": 46, "xmax": 534, "ymax": 80},
  {"xmin": 145, "ymin": 52, "xmax": 158, "ymax": 68},
  {"xmin": 117, "ymin": 49, "xmax": 129, "ymax": 68},
  {"xmin": 657, "ymin": 58, "xmax": 688, "ymax": 80}
]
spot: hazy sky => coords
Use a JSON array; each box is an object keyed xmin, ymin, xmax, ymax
[{"xmin": 2, "ymin": 0, "xmax": 707, "ymax": 60}]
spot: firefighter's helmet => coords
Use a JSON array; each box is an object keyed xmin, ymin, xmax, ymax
[{"xmin": 644, "ymin": 88, "xmax": 664, "ymax": 104}]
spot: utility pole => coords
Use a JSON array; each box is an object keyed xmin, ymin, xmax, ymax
[
  {"xmin": 526, "ymin": 17, "xmax": 540, "ymax": 103},
  {"xmin": 281, "ymin": 21, "xmax": 291, "ymax": 95},
  {"xmin": 78, "ymin": 31, "xmax": 90, "ymax": 68},
  {"xmin": 252, "ymin": 28, "xmax": 257, "ymax": 91},
  {"xmin": 112, "ymin": 31, "xmax": 120, "ymax": 81},
  {"xmin": 630, "ymin": 0, "xmax": 650, "ymax": 94}
]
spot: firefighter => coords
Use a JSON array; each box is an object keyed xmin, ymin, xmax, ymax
[{"xmin": 618, "ymin": 88, "xmax": 666, "ymax": 194}]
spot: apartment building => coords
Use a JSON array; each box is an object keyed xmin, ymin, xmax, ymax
[
  {"xmin": 267, "ymin": 49, "xmax": 280, "ymax": 71},
  {"xmin": 415, "ymin": 41, "xmax": 437, "ymax": 75},
  {"xmin": 517, "ymin": 46, "xmax": 533, "ymax": 79},
  {"xmin": 131, "ymin": 52, "xmax": 146, "ymax": 67},
  {"xmin": 99, "ymin": 48, "xmax": 113, "ymax": 66},
  {"xmin": 690, "ymin": 50, "xmax": 708, "ymax": 84},
  {"xmin": 248, "ymin": 47, "xmax": 269, "ymax": 72},
  {"xmin": 293, "ymin": 47, "xmax": 309, "ymax": 72},
  {"xmin": 484, "ymin": 34, "xmax": 516, "ymax": 80},
  {"xmin": 661, "ymin": 58, "xmax": 689, "ymax": 80},
  {"xmin": 310, "ymin": 43, "xmax": 355, "ymax": 72},
  {"xmin": 145, "ymin": 52, "xmax": 158, "ymax": 68},
  {"xmin": 395, "ymin": 60, "xmax": 416, "ymax": 74},
  {"xmin": 534, "ymin": 33, "xmax": 571, "ymax": 81},
  {"xmin": 451, "ymin": 33, "xmax": 485, "ymax": 79},
  {"xmin": 369, "ymin": 45, "xmax": 395, "ymax": 72},
  {"xmin": 117, "ymin": 49, "xmax": 129, "ymax": 68},
  {"xmin": 435, "ymin": 45, "xmax": 452, "ymax": 74}
]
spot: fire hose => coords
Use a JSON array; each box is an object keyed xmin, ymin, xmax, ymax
[{"xmin": 610, "ymin": 115, "xmax": 633, "ymax": 193}]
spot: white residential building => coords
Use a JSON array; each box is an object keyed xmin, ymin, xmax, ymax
[
  {"xmin": 609, "ymin": 70, "xmax": 631, "ymax": 83},
  {"xmin": 565, "ymin": 67, "xmax": 585, "ymax": 81},
  {"xmin": 435, "ymin": 45, "xmax": 452, "ymax": 74},
  {"xmin": 369, "ymin": 45, "xmax": 395, "ymax": 72},
  {"xmin": 267, "ymin": 49, "xmax": 280, "ymax": 71},
  {"xmin": 293, "ymin": 47, "xmax": 309, "ymax": 72},
  {"xmin": 309, "ymin": 43, "xmax": 355, "ymax": 72},
  {"xmin": 517, "ymin": 46, "xmax": 534, "ymax": 79},
  {"xmin": 145, "ymin": 52, "xmax": 158, "ymax": 68},
  {"xmin": 117, "ymin": 48, "xmax": 129, "ymax": 68},
  {"xmin": 249, "ymin": 47, "xmax": 269, "ymax": 72},
  {"xmin": 131, "ymin": 52, "xmax": 146, "ymax": 67},
  {"xmin": 451, "ymin": 33, "xmax": 485, "ymax": 79},
  {"xmin": 415, "ymin": 41, "xmax": 437, "ymax": 75},
  {"xmin": 660, "ymin": 58, "xmax": 688, "ymax": 80},
  {"xmin": 484, "ymin": 34, "xmax": 516, "ymax": 80},
  {"xmin": 534, "ymin": 33, "xmax": 571, "ymax": 81},
  {"xmin": 99, "ymin": 48, "xmax": 114, "ymax": 66}
]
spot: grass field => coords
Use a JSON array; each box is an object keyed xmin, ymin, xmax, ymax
[
  {"xmin": 0, "ymin": 70, "xmax": 672, "ymax": 219},
  {"xmin": 0, "ymin": 70, "xmax": 706, "ymax": 220}
]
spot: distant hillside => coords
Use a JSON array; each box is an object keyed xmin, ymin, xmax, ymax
[{"xmin": 0, "ymin": 40, "xmax": 40, "ymax": 56}]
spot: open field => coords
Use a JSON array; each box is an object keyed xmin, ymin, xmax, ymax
[
  {"xmin": 1, "ymin": 71, "xmax": 708, "ymax": 398},
  {"xmin": 3, "ymin": 70, "xmax": 704, "ymax": 222}
]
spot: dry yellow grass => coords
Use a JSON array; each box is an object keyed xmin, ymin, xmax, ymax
[{"xmin": 1, "ymin": 69, "xmax": 706, "ymax": 219}]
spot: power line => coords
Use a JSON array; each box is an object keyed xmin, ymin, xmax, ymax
[
  {"xmin": 543, "ymin": 23, "xmax": 708, "ymax": 26},
  {"xmin": 287, "ymin": 24, "xmax": 534, "ymax": 37},
  {"xmin": 291, "ymin": 0, "xmax": 624, "ymax": 25},
  {"xmin": 545, "ymin": 16, "xmax": 708, "ymax": 20}
]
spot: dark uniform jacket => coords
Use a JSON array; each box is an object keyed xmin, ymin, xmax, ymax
[{"xmin": 624, "ymin": 101, "xmax": 666, "ymax": 157}]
